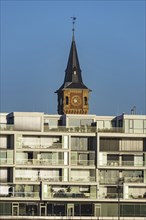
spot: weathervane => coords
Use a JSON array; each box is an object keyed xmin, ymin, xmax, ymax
[{"xmin": 71, "ymin": 17, "xmax": 76, "ymax": 39}]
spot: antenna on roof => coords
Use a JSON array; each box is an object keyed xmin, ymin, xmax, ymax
[{"xmin": 131, "ymin": 106, "xmax": 136, "ymax": 115}]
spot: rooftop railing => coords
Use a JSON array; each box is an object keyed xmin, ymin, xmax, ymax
[
  {"xmin": 44, "ymin": 126, "xmax": 97, "ymax": 133},
  {"xmin": 98, "ymin": 127, "xmax": 124, "ymax": 133},
  {"xmin": 1, "ymin": 123, "xmax": 145, "ymax": 134}
]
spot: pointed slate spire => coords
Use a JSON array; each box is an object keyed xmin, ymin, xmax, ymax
[
  {"xmin": 64, "ymin": 37, "xmax": 83, "ymax": 85},
  {"xmin": 56, "ymin": 17, "xmax": 89, "ymax": 92}
]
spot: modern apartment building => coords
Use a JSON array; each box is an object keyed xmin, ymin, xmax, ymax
[
  {"xmin": 0, "ymin": 21, "xmax": 146, "ymax": 219},
  {"xmin": 0, "ymin": 112, "xmax": 146, "ymax": 219}
]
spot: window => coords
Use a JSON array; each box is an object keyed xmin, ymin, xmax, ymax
[
  {"xmin": 66, "ymin": 96, "xmax": 69, "ymax": 105},
  {"xmin": 129, "ymin": 120, "xmax": 133, "ymax": 129},
  {"xmin": 84, "ymin": 97, "xmax": 88, "ymax": 105},
  {"xmin": 144, "ymin": 120, "xmax": 146, "ymax": 129}
]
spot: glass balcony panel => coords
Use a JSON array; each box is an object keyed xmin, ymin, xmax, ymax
[
  {"xmin": 70, "ymin": 176, "xmax": 95, "ymax": 182},
  {"xmin": 14, "ymin": 191, "xmax": 39, "ymax": 198},
  {"xmin": 124, "ymin": 177, "xmax": 144, "ymax": 183},
  {"xmin": 0, "ymin": 158, "xmax": 13, "ymax": 165},
  {"xmin": 0, "ymin": 150, "xmax": 13, "ymax": 165},
  {"xmin": 71, "ymin": 160, "xmax": 95, "ymax": 166},
  {"xmin": 44, "ymin": 126, "xmax": 96, "ymax": 133},
  {"xmin": 16, "ymin": 158, "xmax": 65, "ymax": 166},
  {"xmin": 107, "ymin": 160, "xmax": 119, "ymax": 166},
  {"xmin": 0, "ymin": 124, "xmax": 14, "ymax": 131},
  {"xmin": 99, "ymin": 177, "xmax": 119, "ymax": 185},
  {"xmin": 98, "ymin": 192, "xmax": 123, "ymax": 199},
  {"xmin": 121, "ymin": 161, "xmax": 144, "ymax": 166},
  {"xmin": 0, "ymin": 184, "xmax": 40, "ymax": 198},
  {"xmin": 22, "ymin": 143, "xmax": 62, "ymax": 149},
  {"xmin": 15, "ymin": 176, "xmax": 64, "ymax": 182},
  {"xmin": 127, "ymin": 193, "xmax": 146, "ymax": 199}
]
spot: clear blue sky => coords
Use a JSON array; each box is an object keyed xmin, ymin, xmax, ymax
[{"xmin": 1, "ymin": 0, "xmax": 145, "ymax": 115}]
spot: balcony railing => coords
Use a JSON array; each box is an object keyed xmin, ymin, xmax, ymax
[
  {"xmin": 0, "ymin": 191, "xmax": 39, "ymax": 198},
  {"xmin": 124, "ymin": 177, "xmax": 144, "ymax": 183},
  {"xmin": 71, "ymin": 160, "xmax": 95, "ymax": 166},
  {"xmin": 0, "ymin": 124, "xmax": 13, "ymax": 131},
  {"xmin": 99, "ymin": 177, "xmax": 144, "ymax": 185},
  {"xmin": 127, "ymin": 193, "xmax": 146, "ymax": 199},
  {"xmin": 98, "ymin": 192, "xmax": 146, "ymax": 200},
  {"xmin": 99, "ymin": 160, "xmax": 145, "ymax": 167},
  {"xmin": 98, "ymin": 192, "xmax": 123, "ymax": 199},
  {"xmin": 19, "ymin": 143, "xmax": 63, "ymax": 149},
  {"xmin": 121, "ymin": 161, "xmax": 145, "ymax": 166},
  {"xmin": 98, "ymin": 127, "xmax": 124, "ymax": 133},
  {"xmin": 99, "ymin": 177, "xmax": 119, "ymax": 185},
  {"xmin": 0, "ymin": 158, "xmax": 13, "ymax": 165},
  {"xmin": 16, "ymin": 159, "xmax": 66, "ymax": 166},
  {"xmin": 0, "ymin": 184, "xmax": 40, "ymax": 198},
  {"xmin": 15, "ymin": 176, "xmax": 64, "ymax": 182},
  {"xmin": 70, "ymin": 176, "xmax": 95, "ymax": 182},
  {"xmin": 44, "ymin": 126, "xmax": 96, "ymax": 133},
  {"xmin": 44, "ymin": 192, "xmax": 96, "ymax": 199},
  {"xmin": 1, "ymin": 123, "xmax": 146, "ymax": 134}
]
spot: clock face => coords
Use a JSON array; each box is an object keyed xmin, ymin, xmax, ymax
[{"xmin": 71, "ymin": 95, "xmax": 82, "ymax": 106}]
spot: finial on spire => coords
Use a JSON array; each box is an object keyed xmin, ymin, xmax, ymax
[{"xmin": 71, "ymin": 17, "xmax": 76, "ymax": 40}]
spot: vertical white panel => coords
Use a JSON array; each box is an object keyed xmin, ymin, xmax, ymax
[
  {"xmin": 63, "ymin": 168, "xmax": 68, "ymax": 181},
  {"xmin": 124, "ymin": 185, "xmax": 128, "ymax": 199},
  {"xmin": 0, "ymin": 136, "xmax": 7, "ymax": 149},
  {"xmin": 134, "ymin": 155, "xmax": 143, "ymax": 166},
  {"xmin": 103, "ymin": 153, "xmax": 107, "ymax": 166},
  {"xmin": 99, "ymin": 153, "xmax": 103, "ymax": 165},
  {"xmin": 63, "ymin": 136, "xmax": 68, "ymax": 149},
  {"xmin": 64, "ymin": 152, "xmax": 68, "ymax": 165}
]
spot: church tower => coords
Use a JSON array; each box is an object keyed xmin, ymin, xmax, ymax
[{"xmin": 55, "ymin": 18, "xmax": 91, "ymax": 114}]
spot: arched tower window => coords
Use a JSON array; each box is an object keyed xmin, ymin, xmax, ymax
[
  {"xmin": 84, "ymin": 97, "xmax": 88, "ymax": 105},
  {"xmin": 66, "ymin": 96, "xmax": 69, "ymax": 105}
]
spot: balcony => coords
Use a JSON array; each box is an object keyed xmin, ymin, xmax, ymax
[
  {"xmin": 20, "ymin": 143, "xmax": 63, "ymax": 149},
  {"xmin": 70, "ymin": 176, "xmax": 95, "ymax": 182},
  {"xmin": 43, "ymin": 185, "xmax": 97, "ymax": 199},
  {"xmin": 0, "ymin": 124, "xmax": 13, "ymax": 131},
  {"xmin": 0, "ymin": 150, "xmax": 14, "ymax": 165},
  {"xmin": 124, "ymin": 177, "xmax": 144, "ymax": 183},
  {"xmin": 98, "ymin": 127, "xmax": 146, "ymax": 134},
  {"xmin": 16, "ymin": 158, "xmax": 65, "ymax": 166},
  {"xmin": 99, "ymin": 160, "xmax": 145, "ymax": 167},
  {"xmin": 0, "ymin": 184, "xmax": 40, "ymax": 198},
  {"xmin": 52, "ymin": 192, "xmax": 95, "ymax": 199},
  {"xmin": 44, "ymin": 126, "xmax": 96, "ymax": 133},
  {"xmin": 98, "ymin": 192, "xmax": 123, "ymax": 199},
  {"xmin": 99, "ymin": 177, "xmax": 119, "ymax": 185},
  {"xmin": 0, "ymin": 158, "xmax": 13, "ymax": 165},
  {"xmin": 15, "ymin": 176, "xmax": 64, "ymax": 182},
  {"xmin": 127, "ymin": 193, "xmax": 146, "ymax": 200},
  {"xmin": 121, "ymin": 161, "xmax": 145, "ymax": 167},
  {"xmin": 71, "ymin": 159, "xmax": 95, "ymax": 166}
]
